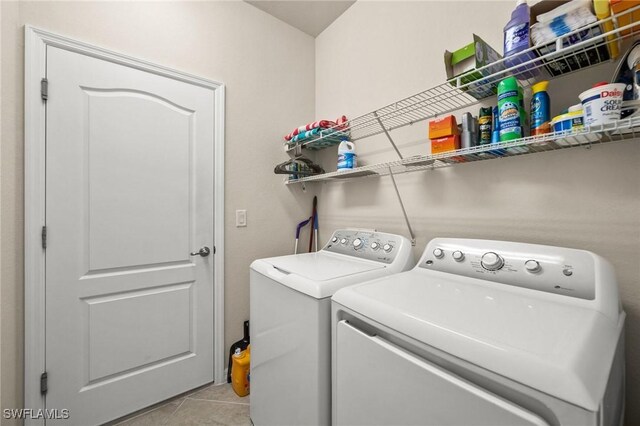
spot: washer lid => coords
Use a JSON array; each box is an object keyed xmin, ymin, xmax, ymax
[
  {"xmin": 332, "ymin": 268, "xmax": 624, "ymax": 411},
  {"xmin": 251, "ymin": 252, "xmax": 387, "ymax": 299},
  {"xmin": 267, "ymin": 252, "xmax": 385, "ymax": 281}
]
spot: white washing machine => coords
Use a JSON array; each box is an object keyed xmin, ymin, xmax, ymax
[
  {"xmin": 332, "ymin": 238, "xmax": 626, "ymax": 426},
  {"xmin": 250, "ymin": 229, "xmax": 414, "ymax": 426}
]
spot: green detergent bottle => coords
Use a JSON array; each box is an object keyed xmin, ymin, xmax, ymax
[{"xmin": 497, "ymin": 77, "xmax": 522, "ymax": 141}]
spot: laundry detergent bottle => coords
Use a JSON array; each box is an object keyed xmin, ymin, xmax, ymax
[
  {"xmin": 337, "ymin": 140, "xmax": 356, "ymax": 171},
  {"xmin": 231, "ymin": 346, "xmax": 250, "ymax": 397},
  {"xmin": 504, "ymin": 0, "xmax": 539, "ymax": 80}
]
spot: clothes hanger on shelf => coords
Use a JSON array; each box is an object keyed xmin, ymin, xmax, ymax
[{"xmin": 274, "ymin": 155, "xmax": 325, "ymax": 176}]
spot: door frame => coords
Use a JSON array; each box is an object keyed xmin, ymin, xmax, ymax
[{"xmin": 24, "ymin": 26, "xmax": 226, "ymax": 421}]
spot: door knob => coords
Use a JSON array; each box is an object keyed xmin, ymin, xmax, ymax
[{"xmin": 190, "ymin": 247, "xmax": 211, "ymax": 257}]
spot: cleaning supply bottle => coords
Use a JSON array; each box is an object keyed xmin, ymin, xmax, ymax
[
  {"xmin": 478, "ymin": 107, "xmax": 492, "ymax": 145},
  {"xmin": 492, "ymin": 106, "xmax": 500, "ymax": 143},
  {"xmin": 497, "ymin": 76, "xmax": 522, "ymax": 141},
  {"xmin": 518, "ymin": 86, "xmax": 527, "ymax": 137},
  {"xmin": 530, "ymin": 81, "xmax": 551, "ymax": 135},
  {"xmin": 231, "ymin": 346, "xmax": 250, "ymax": 397},
  {"xmin": 594, "ymin": 0, "xmax": 619, "ymax": 59},
  {"xmin": 460, "ymin": 113, "xmax": 477, "ymax": 149},
  {"xmin": 504, "ymin": 0, "xmax": 538, "ymax": 80},
  {"xmin": 337, "ymin": 140, "xmax": 356, "ymax": 171}
]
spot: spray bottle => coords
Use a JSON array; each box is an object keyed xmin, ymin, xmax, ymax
[
  {"xmin": 478, "ymin": 107, "xmax": 493, "ymax": 145},
  {"xmin": 497, "ymin": 76, "xmax": 522, "ymax": 141},
  {"xmin": 530, "ymin": 81, "xmax": 551, "ymax": 135}
]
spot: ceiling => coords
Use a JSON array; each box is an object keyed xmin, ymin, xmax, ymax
[{"xmin": 245, "ymin": 1, "xmax": 356, "ymax": 37}]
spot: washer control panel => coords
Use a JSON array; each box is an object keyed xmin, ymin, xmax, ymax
[
  {"xmin": 324, "ymin": 229, "xmax": 405, "ymax": 264},
  {"xmin": 419, "ymin": 238, "xmax": 597, "ymax": 300}
]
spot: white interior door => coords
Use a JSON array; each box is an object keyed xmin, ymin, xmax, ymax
[{"xmin": 45, "ymin": 45, "xmax": 215, "ymax": 425}]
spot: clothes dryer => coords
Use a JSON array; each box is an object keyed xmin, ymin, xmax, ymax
[{"xmin": 332, "ymin": 238, "xmax": 625, "ymax": 426}]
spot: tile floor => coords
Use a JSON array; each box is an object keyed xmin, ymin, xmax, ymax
[{"xmin": 109, "ymin": 383, "xmax": 251, "ymax": 426}]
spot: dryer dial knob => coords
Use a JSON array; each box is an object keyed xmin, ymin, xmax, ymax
[
  {"xmin": 433, "ymin": 248, "xmax": 444, "ymax": 259},
  {"xmin": 481, "ymin": 252, "xmax": 504, "ymax": 271},
  {"xmin": 340, "ymin": 238, "xmax": 348, "ymax": 245},
  {"xmin": 525, "ymin": 260, "xmax": 541, "ymax": 273},
  {"xmin": 452, "ymin": 250, "xmax": 465, "ymax": 262},
  {"xmin": 331, "ymin": 237, "xmax": 338, "ymax": 243},
  {"xmin": 383, "ymin": 244, "xmax": 393, "ymax": 253},
  {"xmin": 353, "ymin": 238, "xmax": 363, "ymax": 249},
  {"xmin": 370, "ymin": 242, "xmax": 380, "ymax": 251}
]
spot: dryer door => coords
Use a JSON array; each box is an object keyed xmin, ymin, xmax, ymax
[{"xmin": 335, "ymin": 320, "xmax": 550, "ymax": 426}]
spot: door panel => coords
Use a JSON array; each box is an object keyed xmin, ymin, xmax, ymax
[
  {"xmin": 335, "ymin": 320, "xmax": 549, "ymax": 426},
  {"xmin": 45, "ymin": 45, "xmax": 215, "ymax": 425},
  {"xmin": 85, "ymin": 89, "xmax": 193, "ymax": 270},
  {"xmin": 85, "ymin": 282, "xmax": 193, "ymax": 382}
]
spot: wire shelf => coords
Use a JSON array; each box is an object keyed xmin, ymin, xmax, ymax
[
  {"xmin": 284, "ymin": 5, "xmax": 640, "ymax": 153},
  {"xmin": 285, "ymin": 116, "xmax": 640, "ymax": 184}
]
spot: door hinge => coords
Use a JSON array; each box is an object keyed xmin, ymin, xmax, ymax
[
  {"xmin": 41, "ymin": 78, "xmax": 48, "ymax": 101},
  {"xmin": 40, "ymin": 372, "xmax": 48, "ymax": 395},
  {"xmin": 213, "ymin": 246, "xmax": 216, "ymax": 255},
  {"xmin": 41, "ymin": 226, "xmax": 47, "ymax": 249}
]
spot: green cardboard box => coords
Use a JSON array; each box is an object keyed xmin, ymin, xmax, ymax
[{"xmin": 444, "ymin": 34, "xmax": 504, "ymax": 100}]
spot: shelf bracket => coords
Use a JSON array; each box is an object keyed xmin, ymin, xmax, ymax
[
  {"xmin": 388, "ymin": 167, "xmax": 416, "ymax": 246},
  {"xmin": 374, "ymin": 111, "xmax": 403, "ymax": 160}
]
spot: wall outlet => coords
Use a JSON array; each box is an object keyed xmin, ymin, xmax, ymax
[{"xmin": 236, "ymin": 210, "xmax": 247, "ymax": 227}]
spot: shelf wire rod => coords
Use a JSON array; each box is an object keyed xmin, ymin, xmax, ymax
[
  {"xmin": 374, "ymin": 111, "xmax": 404, "ymax": 160},
  {"xmin": 352, "ymin": 85, "xmax": 470, "ymax": 135},
  {"xmin": 286, "ymin": 116, "xmax": 640, "ymax": 184},
  {"xmin": 305, "ymin": 18, "xmax": 640, "ymax": 148},
  {"xmin": 314, "ymin": 82, "xmax": 467, "ymax": 145},
  {"xmin": 388, "ymin": 166, "xmax": 416, "ymax": 246}
]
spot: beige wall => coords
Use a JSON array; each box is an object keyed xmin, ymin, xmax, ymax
[
  {"xmin": 0, "ymin": 0, "xmax": 3, "ymax": 415},
  {"xmin": 0, "ymin": 1, "xmax": 315, "ymax": 421},
  {"xmin": 3, "ymin": 0, "xmax": 640, "ymax": 423},
  {"xmin": 316, "ymin": 1, "xmax": 640, "ymax": 424}
]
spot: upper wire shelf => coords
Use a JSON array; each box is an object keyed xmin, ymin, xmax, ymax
[
  {"xmin": 284, "ymin": 5, "xmax": 640, "ymax": 153},
  {"xmin": 285, "ymin": 116, "xmax": 640, "ymax": 184}
]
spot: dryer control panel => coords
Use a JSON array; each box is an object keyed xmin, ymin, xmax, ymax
[
  {"xmin": 324, "ymin": 229, "xmax": 409, "ymax": 265},
  {"xmin": 418, "ymin": 238, "xmax": 605, "ymax": 301}
]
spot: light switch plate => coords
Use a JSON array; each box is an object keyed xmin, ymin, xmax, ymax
[{"xmin": 236, "ymin": 210, "xmax": 247, "ymax": 227}]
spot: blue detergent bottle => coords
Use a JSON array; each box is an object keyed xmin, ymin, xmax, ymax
[
  {"xmin": 504, "ymin": 0, "xmax": 539, "ymax": 80},
  {"xmin": 337, "ymin": 140, "xmax": 356, "ymax": 171}
]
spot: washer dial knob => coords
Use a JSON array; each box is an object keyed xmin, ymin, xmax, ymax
[
  {"xmin": 370, "ymin": 242, "xmax": 380, "ymax": 251},
  {"xmin": 433, "ymin": 248, "xmax": 444, "ymax": 259},
  {"xmin": 452, "ymin": 250, "xmax": 465, "ymax": 262},
  {"xmin": 340, "ymin": 238, "xmax": 348, "ymax": 245},
  {"xmin": 383, "ymin": 244, "xmax": 393, "ymax": 253},
  {"xmin": 353, "ymin": 238, "xmax": 363, "ymax": 249},
  {"xmin": 525, "ymin": 260, "xmax": 541, "ymax": 273},
  {"xmin": 481, "ymin": 252, "xmax": 504, "ymax": 271},
  {"xmin": 331, "ymin": 237, "xmax": 338, "ymax": 243}
]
